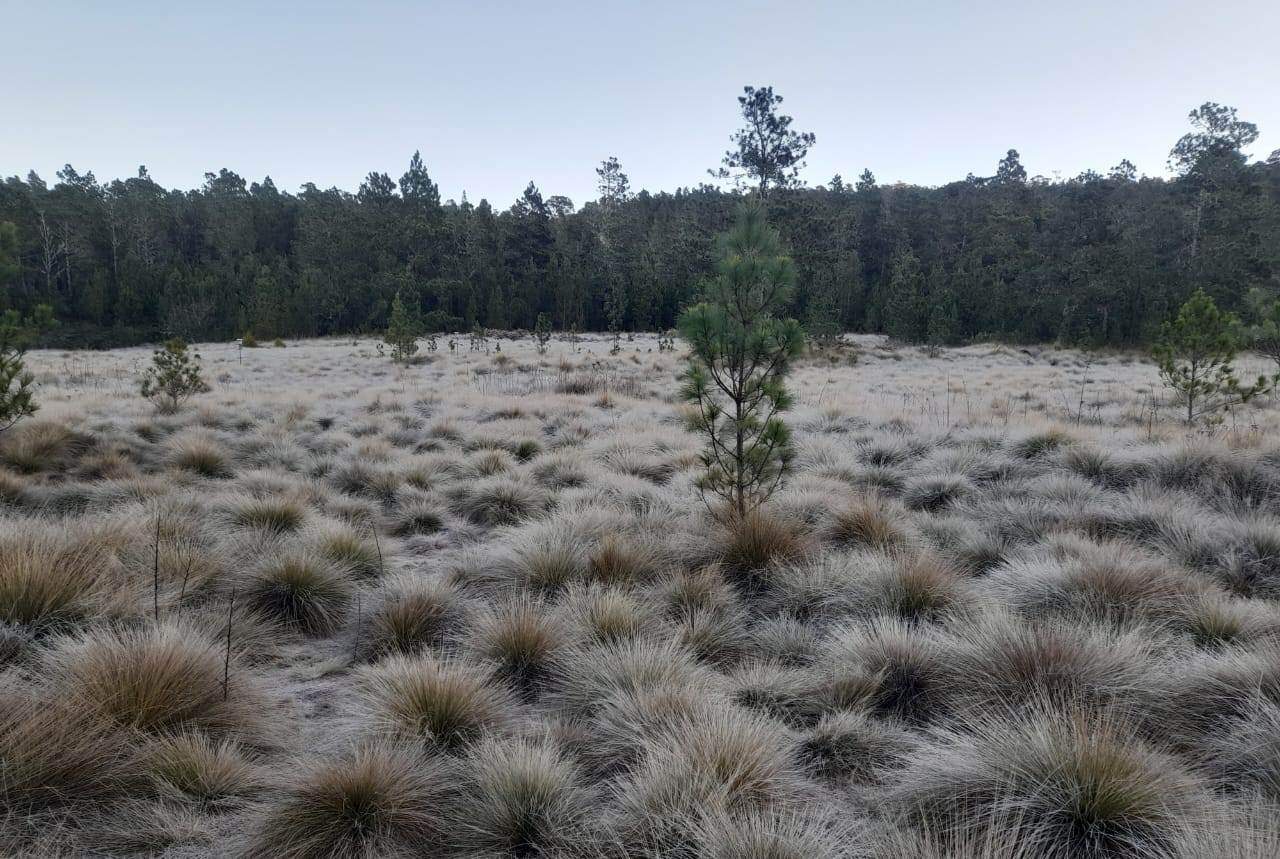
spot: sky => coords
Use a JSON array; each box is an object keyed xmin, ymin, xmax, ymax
[{"xmin": 4, "ymin": 0, "xmax": 1279, "ymax": 207}]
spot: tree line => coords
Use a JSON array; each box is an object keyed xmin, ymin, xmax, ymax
[{"xmin": 1, "ymin": 91, "xmax": 1277, "ymax": 349}]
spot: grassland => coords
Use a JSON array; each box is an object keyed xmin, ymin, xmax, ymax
[{"xmin": 2, "ymin": 333, "xmax": 1280, "ymax": 857}]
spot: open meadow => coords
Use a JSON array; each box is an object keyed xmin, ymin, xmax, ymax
[{"xmin": 3, "ymin": 333, "xmax": 1280, "ymax": 857}]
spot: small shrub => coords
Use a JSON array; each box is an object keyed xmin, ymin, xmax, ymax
[{"xmin": 140, "ymin": 338, "xmax": 210, "ymax": 414}]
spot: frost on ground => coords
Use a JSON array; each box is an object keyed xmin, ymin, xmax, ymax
[{"xmin": 3, "ymin": 333, "xmax": 1280, "ymax": 858}]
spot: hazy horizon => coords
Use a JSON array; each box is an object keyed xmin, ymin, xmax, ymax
[{"xmin": 4, "ymin": 0, "xmax": 1278, "ymax": 207}]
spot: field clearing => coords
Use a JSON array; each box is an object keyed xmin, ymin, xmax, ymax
[{"xmin": 3, "ymin": 333, "xmax": 1280, "ymax": 857}]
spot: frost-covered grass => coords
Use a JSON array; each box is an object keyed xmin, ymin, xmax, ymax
[{"xmin": 2, "ymin": 332, "xmax": 1279, "ymax": 856}]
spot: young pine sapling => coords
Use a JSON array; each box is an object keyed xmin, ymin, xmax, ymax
[{"xmin": 678, "ymin": 203, "xmax": 805, "ymax": 518}]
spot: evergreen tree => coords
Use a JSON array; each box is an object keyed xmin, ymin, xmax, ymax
[
  {"xmin": 928, "ymin": 285, "xmax": 961, "ymax": 347},
  {"xmin": 140, "ymin": 338, "xmax": 209, "ymax": 414},
  {"xmin": 1245, "ymin": 287, "xmax": 1280, "ymax": 372},
  {"xmin": 0, "ymin": 309, "xmax": 46, "ymax": 433},
  {"xmin": 711, "ymin": 85, "xmax": 816, "ymax": 198},
  {"xmin": 883, "ymin": 246, "xmax": 928, "ymax": 342},
  {"xmin": 1154, "ymin": 289, "xmax": 1273, "ymax": 424},
  {"xmin": 804, "ymin": 274, "xmax": 841, "ymax": 349},
  {"xmin": 384, "ymin": 290, "xmax": 420, "ymax": 363},
  {"xmin": 678, "ymin": 204, "xmax": 804, "ymax": 517},
  {"xmin": 534, "ymin": 312, "xmax": 552, "ymax": 354}
]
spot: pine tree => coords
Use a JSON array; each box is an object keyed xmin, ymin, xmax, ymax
[
  {"xmin": 927, "ymin": 285, "xmax": 961, "ymax": 347},
  {"xmin": 804, "ymin": 275, "xmax": 841, "ymax": 350},
  {"xmin": 140, "ymin": 338, "xmax": 210, "ymax": 414},
  {"xmin": 384, "ymin": 291, "xmax": 420, "ymax": 363},
  {"xmin": 534, "ymin": 312, "xmax": 552, "ymax": 354},
  {"xmin": 1154, "ymin": 289, "xmax": 1273, "ymax": 424},
  {"xmin": 883, "ymin": 246, "xmax": 927, "ymax": 343},
  {"xmin": 678, "ymin": 203, "xmax": 805, "ymax": 517},
  {"xmin": 0, "ymin": 310, "xmax": 41, "ymax": 433}
]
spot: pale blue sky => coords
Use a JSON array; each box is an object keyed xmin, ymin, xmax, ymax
[{"xmin": 4, "ymin": 1, "xmax": 1278, "ymax": 206}]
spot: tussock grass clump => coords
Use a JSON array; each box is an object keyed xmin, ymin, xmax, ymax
[
  {"xmin": 358, "ymin": 652, "xmax": 516, "ymax": 750},
  {"xmin": 947, "ymin": 613, "xmax": 1155, "ymax": 717},
  {"xmin": 0, "ymin": 620, "xmax": 27, "ymax": 665},
  {"xmin": 548, "ymin": 637, "xmax": 719, "ymax": 721},
  {"xmin": 462, "ymin": 448, "xmax": 516, "ymax": 479},
  {"xmin": 1061, "ymin": 445, "xmax": 1148, "ymax": 491},
  {"xmin": 612, "ymin": 707, "xmax": 800, "ymax": 848},
  {"xmin": 1173, "ymin": 593, "xmax": 1280, "ymax": 648},
  {"xmin": 388, "ymin": 493, "xmax": 446, "ymax": 537},
  {"xmin": 716, "ymin": 509, "xmax": 809, "ymax": 587},
  {"xmin": 576, "ymin": 684, "xmax": 713, "ymax": 779},
  {"xmin": 691, "ymin": 809, "xmax": 854, "ymax": 859},
  {"xmin": 245, "ymin": 551, "xmax": 352, "ymax": 635},
  {"xmin": 450, "ymin": 476, "xmax": 553, "ymax": 527},
  {"xmin": 0, "ymin": 522, "xmax": 111, "ymax": 631},
  {"xmin": 675, "ymin": 603, "xmax": 751, "ymax": 666},
  {"xmin": 555, "ymin": 583, "xmax": 653, "ymax": 644},
  {"xmin": 532, "ymin": 451, "xmax": 592, "ymax": 489},
  {"xmin": 148, "ymin": 732, "xmax": 260, "ymax": 803},
  {"xmin": 312, "ymin": 521, "xmax": 382, "ymax": 578},
  {"xmin": 43, "ymin": 621, "xmax": 270, "ymax": 743},
  {"xmin": 241, "ymin": 742, "xmax": 449, "ymax": 859},
  {"xmin": 868, "ymin": 551, "xmax": 974, "ymax": 623},
  {"xmin": 1199, "ymin": 698, "xmax": 1280, "ymax": 801},
  {"xmin": 168, "ymin": 432, "xmax": 233, "ymax": 478},
  {"xmin": 229, "ymin": 494, "xmax": 307, "ymax": 534},
  {"xmin": 0, "ymin": 687, "xmax": 138, "ymax": 812},
  {"xmin": 0, "ymin": 468, "xmax": 33, "ymax": 509},
  {"xmin": 818, "ymin": 618, "xmax": 957, "ymax": 724},
  {"xmin": 902, "ymin": 473, "xmax": 971, "ymax": 512},
  {"xmin": 365, "ymin": 575, "xmax": 467, "ymax": 659},
  {"xmin": 588, "ymin": 534, "xmax": 662, "ymax": 586},
  {"xmin": 986, "ymin": 537, "xmax": 1210, "ymax": 625},
  {"xmin": 470, "ymin": 595, "xmax": 566, "ymax": 696},
  {"xmin": 891, "ymin": 709, "xmax": 1208, "ymax": 859},
  {"xmin": 1216, "ymin": 519, "xmax": 1280, "ymax": 599},
  {"xmin": 730, "ymin": 660, "xmax": 823, "ymax": 728},
  {"xmin": 0, "ymin": 420, "xmax": 93, "ymax": 473},
  {"xmin": 453, "ymin": 736, "xmax": 589, "ymax": 856},
  {"xmin": 798, "ymin": 709, "xmax": 918, "ymax": 785},
  {"xmin": 750, "ymin": 616, "xmax": 820, "ymax": 666},
  {"xmin": 1011, "ymin": 427, "xmax": 1073, "ymax": 460},
  {"xmin": 330, "ymin": 460, "xmax": 402, "ymax": 502},
  {"xmin": 1154, "ymin": 645, "xmax": 1280, "ymax": 749},
  {"xmin": 827, "ymin": 495, "xmax": 909, "ymax": 550}
]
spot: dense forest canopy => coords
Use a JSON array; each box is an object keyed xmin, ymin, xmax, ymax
[{"xmin": 2, "ymin": 94, "xmax": 1278, "ymax": 349}]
